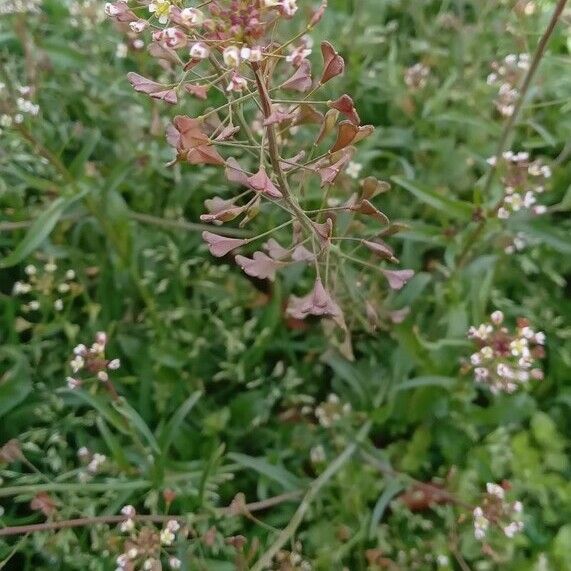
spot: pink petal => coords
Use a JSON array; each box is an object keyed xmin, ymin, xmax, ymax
[
  {"xmin": 247, "ymin": 168, "xmax": 283, "ymax": 199},
  {"xmin": 282, "ymin": 59, "xmax": 313, "ymax": 92},
  {"xmin": 202, "ymin": 231, "xmax": 248, "ymax": 258},
  {"xmin": 264, "ymin": 239, "xmax": 290, "ymax": 260},
  {"xmin": 235, "ymin": 251, "xmax": 282, "ymax": 281},
  {"xmin": 225, "ymin": 158, "xmax": 250, "ymax": 186},
  {"xmin": 362, "ymin": 240, "xmax": 398, "ymax": 262},
  {"xmin": 184, "ymin": 83, "xmax": 209, "ymax": 100},
  {"xmin": 382, "ymin": 269, "xmax": 414, "ymax": 290}
]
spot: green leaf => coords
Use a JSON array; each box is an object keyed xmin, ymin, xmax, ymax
[
  {"xmin": 66, "ymin": 390, "xmax": 130, "ymax": 435},
  {"xmin": 227, "ymin": 452, "xmax": 301, "ymax": 491},
  {"xmin": 369, "ymin": 479, "xmax": 405, "ymax": 538},
  {"xmin": 392, "ymin": 176, "xmax": 473, "ymax": 219},
  {"xmin": 0, "ymin": 350, "xmax": 31, "ymax": 418},
  {"xmin": 158, "ymin": 391, "xmax": 202, "ymax": 456},
  {"xmin": 115, "ymin": 400, "xmax": 160, "ymax": 455},
  {"xmin": 391, "ymin": 376, "xmax": 457, "ymax": 394},
  {"xmin": 69, "ymin": 129, "xmax": 101, "ymax": 177},
  {"xmin": 96, "ymin": 417, "xmax": 131, "ymax": 471},
  {"xmin": 1, "ymin": 190, "xmax": 88, "ymax": 268}
]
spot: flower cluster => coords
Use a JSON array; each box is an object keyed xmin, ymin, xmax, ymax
[
  {"xmin": 467, "ymin": 311, "xmax": 545, "ymax": 394},
  {"xmin": 487, "ymin": 151, "xmax": 550, "ymax": 219},
  {"xmin": 272, "ymin": 541, "xmax": 311, "ymax": 571},
  {"xmin": 105, "ymin": 0, "xmax": 414, "ymax": 340},
  {"xmin": 67, "ymin": 332, "xmax": 121, "ymax": 392},
  {"xmin": 404, "ymin": 63, "xmax": 430, "ymax": 90},
  {"xmin": 115, "ymin": 506, "xmax": 183, "ymax": 571},
  {"xmin": 77, "ymin": 447, "xmax": 108, "ymax": 481},
  {"xmin": 314, "ymin": 393, "xmax": 352, "ymax": 427},
  {"xmin": 0, "ymin": 84, "xmax": 40, "ymax": 134},
  {"xmin": 68, "ymin": 0, "xmax": 106, "ymax": 29},
  {"xmin": 504, "ymin": 231, "xmax": 528, "ymax": 255},
  {"xmin": 12, "ymin": 262, "xmax": 79, "ymax": 314},
  {"xmin": 487, "ymin": 53, "xmax": 530, "ymax": 117},
  {"xmin": 473, "ymin": 483, "xmax": 524, "ymax": 541},
  {"xmin": 0, "ymin": 0, "xmax": 41, "ymax": 15}
]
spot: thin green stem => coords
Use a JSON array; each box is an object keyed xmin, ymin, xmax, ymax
[{"xmin": 455, "ymin": 0, "xmax": 568, "ymax": 268}]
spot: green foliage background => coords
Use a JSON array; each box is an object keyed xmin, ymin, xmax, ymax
[{"xmin": 1, "ymin": 0, "xmax": 570, "ymax": 569}]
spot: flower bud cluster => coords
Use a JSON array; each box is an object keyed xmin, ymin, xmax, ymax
[
  {"xmin": 404, "ymin": 63, "xmax": 430, "ymax": 90},
  {"xmin": 487, "ymin": 53, "xmax": 530, "ymax": 117},
  {"xmin": 314, "ymin": 393, "xmax": 352, "ymax": 427},
  {"xmin": 12, "ymin": 262, "xmax": 79, "ymax": 315},
  {"xmin": 115, "ymin": 507, "xmax": 183, "ymax": 571},
  {"xmin": 487, "ymin": 151, "xmax": 550, "ymax": 219},
  {"xmin": 0, "ymin": 84, "xmax": 40, "ymax": 134},
  {"xmin": 467, "ymin": 310, "xmax": 545, "ymax": 394},
  {"xmin": 473, "ymin": 482, "xmax": 524, "ymax": 541},
  {"xmin": 67, "ymin": 332, "xmax": 121, "ymax": 390}
]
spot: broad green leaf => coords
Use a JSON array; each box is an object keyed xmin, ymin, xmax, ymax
[
  {"xmin": 158, "ymin": 391, "xmax": 202, "ymax": 456},
  {"xmin": 392, "ymin": 176, "xmax": 473, "ymax": 219},
  {"xmin": 1, "ymin": 190, "xmax": 88, "ymax": 268},
  {"xmin": 115, "ymin": 400, "xmax": 161, "ymax": 455},
  {"xmin": 227, "ymin": 452, "xmax": 301, "ymax": 491},
  {"xmin": 96, "ymin": 417, "xmax": 131, "ymax": 471},
  {"xmin": 391, "ymin": 376, "xmax": 457, "ymax": 394},
  {"xmin": 0, "ymin": 350, "xmax": 31, "ymax": 418},
  {"xmin": 369, "ymin": 480, "xmax": 405, "ymax": 538}
]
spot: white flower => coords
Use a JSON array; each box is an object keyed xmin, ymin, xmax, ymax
[
  {"xmin": 490, "ymin": 310, "xmax": 504, "ymax": 325},
  {"xmin": 474, "ymin": 367, "xmax": 489, "ymax": 381},
  {"xmin": 119, "ymin": 518, "xmax": 135, "ymax": 532},
  {"xmin": 65, "ymin": 269, "xmax": 76, "ymax": 280},
  {"xmin": 179, "ymin": 7, "xmax": 203, "ymax": 25},
  {"xmin": 227, "ymin": 73, "xmax": 248, "ymax": 92},
  {"xmin": 189, "ymin": 42, "xmax": 209, "ymax": 59},
  {"xmin": 66, "ymin": 377, "xmax": 81, "ymax": 389},
  {"xmin": 346, "ymin": 161, "xmax": 363, "ymax": 179},
  {"xmin": 13, "ymin": 281, "xmax": 31, "ymax": 295},
  {"xmin": 503, "ymin": 521, "xmax": 522, "ymax": 538},
  {"xmin": 160, "ymin": 528, "xmax": 175, "ymax": 546},
  {"xmin": 105, "ymin": 2, "xmax": 120, "ymax": 17},
  {"xmin": 129, "ymin": 20, "xmax": 147, "ymax": 33},
  {"xmin": 108, "ymin": 358, "xmax": 121, "ymax": 370},
  {"xmin": 223, "ymin": 45, "xmax": 241, "ymax": 68},
  {"xmin": 54, "ymin": 299, "xmax": 64, "ymax": 311},
  {"xmin": 121, "ymin": 505, "xmax": 136, "ymax": 517},
  {"xmin": 149, "ymin": 0, "xmax": 170, "ymax": 24},
  {"xmin": 169, "ymin": 557, "xmax": 182, "ymax": 570},
  {"xmin": 97, "ymin": 371, "xmax": 109, "ymax": 382},
  {"xmin": 281, "ymin": 0, "xmax": 298, "ymax": 16},
  {"xmin": 486, "ymin": 482, "xmax": 505, "ymax": 499},
  {"xmin": 310, "ymin": 445, "xmax": 326, "ymax": 464},
  {"xmin": 497, "ymin": 206, "xmax": 510, "ymax": 219},
  {"xmin": 24, "ymin": 264, "xmax": 36, "ymax": 276},
  {"xmin": 166, "ymin": 519, "xmax": 180, "ymax": 532},
  {"xmin": 534, "ymin": 332, "xmax": 546, "ymax": 345},
  {"xmin": 116, "ymin": 43, "xmax": 128, "ymax": 59},
  {"xmin": 70, "ymin": 355, "xmax": 85, "ymax": 373},
  {"xmin": 513, "ymin": 500, "xmax": 523, "ymax": 513}
]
